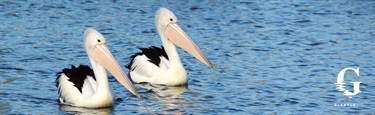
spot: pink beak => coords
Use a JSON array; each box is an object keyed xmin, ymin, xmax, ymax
[
  {"xmin": 91, "ymin": 44, "xmax": 140, "ymax": 98},
  {"xmin": 165, "ymin": 23, "xmax": 215, "ymax": 70}
]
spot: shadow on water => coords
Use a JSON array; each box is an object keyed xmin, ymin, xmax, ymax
[
  {"xmin": 136, "ymin": 83, "xmax": 188, "ymax": 98},
  {"xmin": 59, "ymin": 105, "xmax": 113, "ymax": 115},
  {"xmin": 135, "ymin": 83, "xmax": 190, "ymax": 114}
]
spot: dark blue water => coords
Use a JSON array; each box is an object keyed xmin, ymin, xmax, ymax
[{"xmin": 1, "ymin": 1, "xmax": 374, "ymax": 114}]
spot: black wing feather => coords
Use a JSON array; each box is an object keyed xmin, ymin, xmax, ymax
[
  {"xmin": 126, "ymin": 46, "xmax": 169, "ymax": 70},
  {"xmin": 56, "ymin": 65, "xmax": 95, "ymax": 93}
]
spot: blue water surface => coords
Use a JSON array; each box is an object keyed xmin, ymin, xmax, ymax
[{"xmin": 1, "ymin": 1, "xmax": 374, "ymax": 114}]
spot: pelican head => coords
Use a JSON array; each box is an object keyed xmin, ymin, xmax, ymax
[
  {"xmin": 84, "ymin": 28, "xmax": 140, "ymax": 98},
  {"xmin": 155, "ymin": 7, "xmax": 215, "ymax": 70}
]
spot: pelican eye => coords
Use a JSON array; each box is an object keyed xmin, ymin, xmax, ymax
[
  {"xmin": 170, "ymin": 18, "xmax": 173, "ymax": 21},
  {"xmin": 97, "ymin": 39, "xmax": 101, "ymax": 42}
]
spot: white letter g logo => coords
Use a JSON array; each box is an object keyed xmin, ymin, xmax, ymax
[{"xmin": 335, "ymin": 68, "xmax": 361, "ymax": 98}]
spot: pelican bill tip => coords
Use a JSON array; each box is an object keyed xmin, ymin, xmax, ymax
[{"xmin": 211, "ymin": 65, "xmax": 216, "ymax": 70}]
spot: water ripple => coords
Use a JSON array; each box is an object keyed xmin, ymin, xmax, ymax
[{"xmin": 0, "ymin": 0, "xmax": 374, "ymax": 114}]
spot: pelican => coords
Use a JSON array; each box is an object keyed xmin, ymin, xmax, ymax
[
  {"xmin": 126, "ymin": 7, "xmax": 215, "ymax": 86},
  {"xmin": 56, "ymin": 28, "xmax": 140, "ymax": 108}
]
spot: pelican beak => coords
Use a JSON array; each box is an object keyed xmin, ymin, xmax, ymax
[
  {"xmin": 91, "ymin": 44, "xmax": 141, "ymax": 98},
  {"xmin": 164, "ymin": 23, "xmax": 215, "ymax": 70}
]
